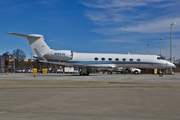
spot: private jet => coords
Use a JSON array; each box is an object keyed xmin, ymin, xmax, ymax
[{"xmin": 7, "ymin": 32, "xmax": 176, "ymax": 76}]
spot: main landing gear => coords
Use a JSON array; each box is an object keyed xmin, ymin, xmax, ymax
[
  {"xmin": 79, "ymin": 67, "xmax": 90, "ymax": 76},
  {"xmin": 107, "ymin": 70, "xmax": 112, "ymax": 74}
]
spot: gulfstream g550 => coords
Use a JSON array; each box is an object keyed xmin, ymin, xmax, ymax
[{"xmin": 7, "ymin": 32, "xmax": 176, "ymax": 76}]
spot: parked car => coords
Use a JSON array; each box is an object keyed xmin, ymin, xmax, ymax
[
  {"xmin": 37, "ymin": 69, "xmax": 42, "ymax": 73},
  {"xmin": 47, "ymin": 68, "xmax": 57, "ymax": 73},
  {"xmin": 57, "ymin": 68, "xmax": 63, "ymax": 73},
  {"xmin": 116, "ymin": 67, "xmax": 141, "ymax": 75},
  {"xmin": 25, "ymin": 68, "xmax": 32, "ymax": 73},
  {"xmin": 4, "ymin": 68, "xmax": 15, "ymax": 73},
  {"xmin": 15, "ymin": 68, "xmax": 22, "ymax": 73},
  {"xmin": 52, "ymin": 68, "xmax": 58, "ymax": 73},
  {"xmin": 21, "ymin": 68, "xmax": 26, "ymax": 73},
  {"xmin": 0, "ymin": 69, "xmax": 4, "ymax": 73},
  {"xmin": 126, "ymin": 68, "xmax": 141, "ymax": 75}
]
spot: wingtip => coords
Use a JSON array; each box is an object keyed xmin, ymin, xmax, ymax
[{"xmin": 6, "ymin": 32, "xmax": 12, "ymax": 34}]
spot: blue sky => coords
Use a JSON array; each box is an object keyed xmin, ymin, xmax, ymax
[{"xmin": 0, "ymin": 0, "xmax": 180, "ymax": 60}]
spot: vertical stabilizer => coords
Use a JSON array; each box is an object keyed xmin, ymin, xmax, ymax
[{"xmin": 7, "ymin": 32, "xmax": 51, "ymax": 57}]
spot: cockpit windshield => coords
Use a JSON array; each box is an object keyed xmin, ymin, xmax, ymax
[
  {"xmin": 157, "ymin": 56, "xmax": 165, "ymax": 60},
  {"xmin": 157, "ymin": 57, "xmax": 161, "ymax": 60}
]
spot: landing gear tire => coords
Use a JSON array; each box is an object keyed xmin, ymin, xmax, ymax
[
  {"xmin": 80, "ymin": 72, "xmax": 84, "ymax": 76},
  {"xmin": 79, "ymin": 71, "xmax": 89, "ymax": 76},
  {"xmin": 108, "ymin": 71, "xmax": 112, "ymax": 74},
  {"xmin": 159, "ymin": 69, "xmax": 163, "ymax": 77},
  {"xmin": 159, "ymin": 73, "xmax": 163, "ymax": 77},
  {"xmin": 122, "ymin": 71, "xmax": 126, "ymax": 74},
  {"xmin": 86, "ymin": 71, "xmax": 89, "ymax": 76}
]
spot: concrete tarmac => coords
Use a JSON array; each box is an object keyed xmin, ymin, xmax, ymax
[{"xmin": 0, "ymin": 73, "xmax": 180, "ymax": 120}]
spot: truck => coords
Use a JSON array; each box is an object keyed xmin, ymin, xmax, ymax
[{"xmin": 57, "ymin": 67, "xmax": 75, "ymax": 73}]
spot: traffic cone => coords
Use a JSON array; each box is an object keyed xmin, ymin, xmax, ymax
[
  {"xmin": 6, "ymin": 71, "xmax": 8, "ymax": 75},
  {"xmin": 34, "ymin": 72, "xmax": 36, "ymax": 77}
]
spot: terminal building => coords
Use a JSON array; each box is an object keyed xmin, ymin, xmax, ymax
[
  {"xmin": 0, "ymin": 55, "xmax": 5, "ymax": 69},
  {"xmin": 0, "ymin": 51, "xmax": 58, "ymax": 69}
]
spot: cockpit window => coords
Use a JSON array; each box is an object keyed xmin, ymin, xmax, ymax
[{"xmin": 157, "ymin": 57, "xmax": 161, "ymax": 60}]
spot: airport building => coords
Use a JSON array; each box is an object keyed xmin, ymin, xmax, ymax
[
  {"xmin": 0, "ymin": 55, "xmax": 5, "ymax": 69},
  {"xmin": 0, "ymin": 51, "xmax": 58, "ymax": 69}
]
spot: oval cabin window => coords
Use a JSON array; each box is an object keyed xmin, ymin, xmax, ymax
[
  {"xmin": 122, "ymin": 58, "xmax": 126, "ymax": 61},
  {"xmin": 101, "ymin": 58, "xmax": 105, "ymax": 61},
  {"xmin": 115, "ymin": 58, "xmax": 119, "ymax": 61},
  {"xmin": 94, "ymin": 57, "xmax": 98, "ymax": 61}
]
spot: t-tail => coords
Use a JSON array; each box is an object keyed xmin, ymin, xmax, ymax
[{"xmin": 7, "ymin": 32, "xmax": 52, "ymax": 58}]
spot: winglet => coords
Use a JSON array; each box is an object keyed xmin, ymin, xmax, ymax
[{"xmin": 34, "ymin": 49, "xmax": 48, "ymax": 63}]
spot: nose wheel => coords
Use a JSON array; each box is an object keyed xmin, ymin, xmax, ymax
[
  {"xmin": 159, "ymin": 73, "xmax": 163, "ymax": 77},
  {"xmin": 159, "ymin": 69, "xmax": 163, "ymax": 77}
]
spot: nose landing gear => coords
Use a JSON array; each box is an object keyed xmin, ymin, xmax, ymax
[{"xmin": 158, "ymin": 69, "xmax": 168, "ymax": 77}]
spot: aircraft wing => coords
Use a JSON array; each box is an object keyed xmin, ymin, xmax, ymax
[
  {"xmin": 50, "ymin": 61, "xmax": 114, "ymax": 69},
  {"xmin": 34, "ymin": 49, "xmax": 48, "ymax": 63}
]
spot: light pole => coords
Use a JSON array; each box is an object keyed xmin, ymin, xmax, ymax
[
  {"xmin": 170, "ymin": 23, "xmax": 175, "ymax": 73},
  {"xmin": 170, "ymin": 23, "xmax": 175, "ymax": 63},
  {"xmin": 13, "ymin": 54, "xmax": 15, "ymax": 73},
  {"xmin": 160, "ymin": 38, "xmax": 163, "ymax": 56},
  {"xmin": 147, "ymin": 44, "xmax": 149, "ymax": 54}
]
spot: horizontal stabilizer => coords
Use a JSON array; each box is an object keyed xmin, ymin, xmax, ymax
[{"xmin": 7, "ymin": 32, "xmax": 41, "ymax": 38}]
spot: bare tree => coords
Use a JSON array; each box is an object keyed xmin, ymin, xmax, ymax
[{"xmin": 12, "ymin": 49, "xmax": 26, "ymax": 66}]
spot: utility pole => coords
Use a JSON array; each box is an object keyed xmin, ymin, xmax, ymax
[{"xmin": 170, "ymin": 23, "xmax": 176, "ymax": 73}]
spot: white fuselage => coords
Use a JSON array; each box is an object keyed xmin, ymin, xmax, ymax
[{"xmin": 45, "ymin": 51, "xmax": 175, "ymax": 69}]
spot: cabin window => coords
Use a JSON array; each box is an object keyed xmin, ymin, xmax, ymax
[
  {"xmin": 115, "ymin": 58, "xmax": 119, "ymax": 61},
  {"xmin": 122, "ymin": 58, "xmax": 126, "ymax": 61},
  {"xmin": 108, "ymin": 58, "xmax": 112, "ymax": 61},
  {"xmin": 137, "ymin": 59, "xmax": 141, "ymax": 62},
  {"xmin": 101, "ymin": 58, "xmax": 105, "ymax": 61},
  {"xmin": 94, "ymin": 57, "xmax": 98, "ymax": 61},
  {"xmin": 130, "ymin": 58, "xmax": 133, "ymax": 62}
]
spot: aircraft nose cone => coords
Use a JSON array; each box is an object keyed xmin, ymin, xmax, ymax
[{"xmin": 167, "ymin": 62, "xmax": 176, "ymax": 68}]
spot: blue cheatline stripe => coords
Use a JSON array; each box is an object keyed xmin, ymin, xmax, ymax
[{"xmin": 45, "ymin": 60, "xmax": 164, "ymax": 65}]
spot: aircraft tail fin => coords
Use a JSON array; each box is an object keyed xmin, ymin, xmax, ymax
[{"xmin": 7, "ymin": 32, "xmax": 51, "ymax": 58}]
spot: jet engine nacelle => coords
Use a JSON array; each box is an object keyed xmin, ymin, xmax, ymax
[{"xmin": 44, "ymin": 50, "xmax": 73, "ymax": 61}]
